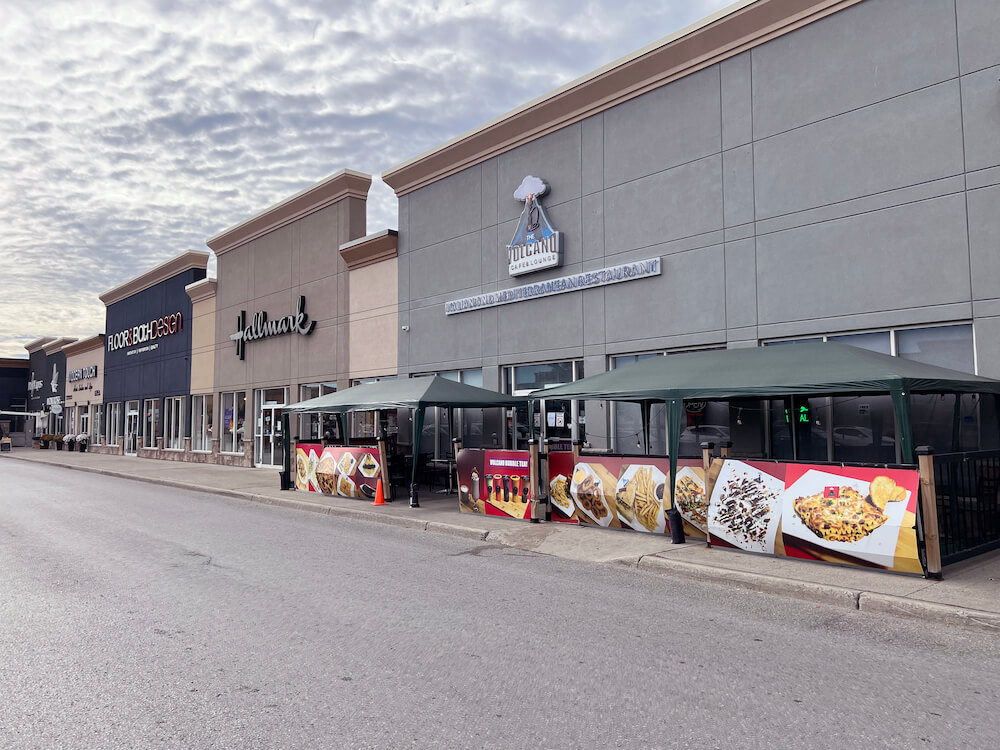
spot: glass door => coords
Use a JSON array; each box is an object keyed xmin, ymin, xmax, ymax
[
  {"xmin": 254, "ymin": 387, "xmax": 288, "ymax": 467},
  {"xmin": 124, "ymin": 400, "xmax": 140, "ymax": 455}
]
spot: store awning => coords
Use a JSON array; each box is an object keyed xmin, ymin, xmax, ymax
[
  {"xmin": 285, "ymin": 375, "xmax": 525, "ymax": 414},
  {"xmin": 529, "ymin": 342, "xmax": 1000, "ymax": 402}
]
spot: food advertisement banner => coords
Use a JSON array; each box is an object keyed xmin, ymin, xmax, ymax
[
  {"xmin": 456, "ymin": 449, "xmax": 532, "ymax": 520},
  {"xmin": 546, "ymin": 453, "xmax": 705, "ymax": 537},
  {"xmin": 295, "ymin": 443, "xmax": 383, "ymax": 500},
  {"xmin": 707, "ymin": 459, "xmax": 921, "ymax": 574}
]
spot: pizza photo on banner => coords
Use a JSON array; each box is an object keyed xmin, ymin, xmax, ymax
[
  {"xmin": 456, "ymin": 449, "xmax": 533, "ymax": 520},
  {"xmin": 294, "ymin": 444, "xmax": 382, "ymax": 500},
  {"xmin": 706, "ymin": 459, "xmax": 922, "ymax": 574}
]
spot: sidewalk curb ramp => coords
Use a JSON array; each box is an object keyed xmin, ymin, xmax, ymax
[{"xmin": 6, "ymin": 452, "xmax": 998, "ymax": 634}]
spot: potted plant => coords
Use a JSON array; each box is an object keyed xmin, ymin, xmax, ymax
[
  {"xmin": 76, "ymin": 433, "xmax": 89, "ymax": 452},
  {"xmin": 39, "ymin": 434, "xmax": 52, "ymax": 448},
  {"xmin": 55, "ymin": 434, "xmax": 66, "ymax": 450},
  {"xmin": 64, "ymin": 433, "xmax": 75, "ymax": 451}
]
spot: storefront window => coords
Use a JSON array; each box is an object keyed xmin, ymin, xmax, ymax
[
  {"xmin": 79, "ymin": 409, "xmax": 89, "ymax": 438},
  {"xmin": 105, "ymin": 402, "xmax": 121, "ymax": 446},
  {"xmin": 90, "ymin": 405, "xmax": 101, "ymax": 445},
  {"xmin": 65, "ymin": 406, "xmax": 75, "ymax": 436},
  {"xmin": 164, "ymin": 396, "xmax": 184, "ymax": 450},
  {"xmin": 221, "ymin": 391, "xmax": 246, "ymax": 453},
  {"xmin": 143, "ymin": 398, "xmax": 159, "ymax": 449},
  {"xmin": 899, "ymin": 325, "xmax": 977, "ymax": 450},
  {"xmin": 460, "ymin": 369, "xmax": 486, "ymax": 449},
  {"xmin": 505, "ymin": 361, "xmax": 584, "ymax": 450},
  {"xmin": 612, "ymin": 354, "xmax": 663, "ymax": 453},
  {"xmin": 298, "ymin": 383, "xmax": 338, "ymax": 441},
  {"xmin": 191, "ymin": 394, "xmax": 213, "ymax": 452}
]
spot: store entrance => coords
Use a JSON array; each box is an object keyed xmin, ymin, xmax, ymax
[
  {"xmin": 124, "ymin": 400, "xmax": 140, "ymax": 455},
  {"xmin": 254, "ymin": 387, "xmax": 287, "ymax": 467}
]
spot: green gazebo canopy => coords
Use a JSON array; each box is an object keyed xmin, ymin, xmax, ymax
[
  {"xmin": 286, "ymin": 375, "xmax": 524, "ymax": 506},
  {"xmin": 531, "ymin": 342, "xmax": 1000, "ymax": 487},
  {"xmin": 530, "ymin": 342, "xmax": 1000, "ymax": 402},
  {"xmin": 285, "ymin": 375, "xmax": 525, "ymax": 413}
]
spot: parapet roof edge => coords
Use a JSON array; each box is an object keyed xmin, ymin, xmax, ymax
[
  {"xmin": 99, "ymin": 250, "xmax": 211, "ymax": 306},
  {"xmin": 207, "ymin": 168, "xmax": 373, "ymax": 256},
  {"xmin": 382, "ymin": 0, "xmax": 862, "ymax": 196}
]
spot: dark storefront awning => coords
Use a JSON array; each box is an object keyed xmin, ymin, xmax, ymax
[{"xmin": 285, "ymin": 375, "xmax": 525, "ymax": 414}]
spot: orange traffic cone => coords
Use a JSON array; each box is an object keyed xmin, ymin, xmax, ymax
[{"xmin": 372, "ymin": 478, "xmax": 386, "ymax": 506}]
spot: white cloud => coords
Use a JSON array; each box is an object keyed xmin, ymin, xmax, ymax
[
  {"xmin": 513, "ymin": 176, "xmax": 548, "ymax": 202},
  {"xmin": 0, "ymin": 0, "xmax": 732, "ymax": 357}
]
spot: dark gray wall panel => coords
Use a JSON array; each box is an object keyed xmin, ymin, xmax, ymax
[
  {"xmin": 961, "ymin": 66, "xmax": 1000, "ymax": 173},
  {"xmin": 407, "ymin": 167, "xmax": 482, "ymax": 251},
  {"xmin": 957, "ymin": 0, "xmax": 1000, "ymax": 74},
  {"xmin": 756, "ymin": 195, "xmax": 970, "ymax": 325},
  {"xmin": 721, "ymin": 51, "xmax": 752, "ymax": 150},
  {"xmin": 603, "ymin": 245, "xmax": 726, "ymax": 345},
  {"xmin": 604, "ymin": 155, "xmax": 723, "ymax": 255},
  {"xmin": 603, "ymin": 66, "xmax": 721, "ymax": 188},
  {"xmin": 968, "ymin": 184, "xmax": 1000, "ymax": 301},
  {"xmin": 409, "ymin": 232, "xmax": 482, "ymax": 300},
  {"xmin": 752, "ymin": 0, "xmax": 958, "ymax": 138},
  {"xmin": 754, "ymin": 82, "xmax": 964, "ymax": 219}
]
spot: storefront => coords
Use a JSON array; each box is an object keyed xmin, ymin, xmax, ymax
[
  {"xmin": 380, "ymin": 0, "xmax": 1000, "ymax": 459},
  {"xmin": 97, "ymin": 251, "xmax": 207, "ymax": 457},
  {"xmin": 62, "ymin": 334, "xmax": 105, "ymax": 450},
  {"xmin": 0, "ymin": 357, "xmax": 29, "ymax": 446},
  {"xmin": 24, "ymin": 336, "xmax": 75, "ymax": 437},
  {"xmin": 206, "ymin": 169, "xmax": 399, "ymax": 468}
]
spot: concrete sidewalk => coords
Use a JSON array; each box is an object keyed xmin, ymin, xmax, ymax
[{"xmin": 4, "ymin": 446, "xmax": 999, "ymax": 633}]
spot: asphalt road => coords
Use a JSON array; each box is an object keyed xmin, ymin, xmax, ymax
[{"xmin": 1, "ymin": 460, "xmax": 998, "ymax": 749}]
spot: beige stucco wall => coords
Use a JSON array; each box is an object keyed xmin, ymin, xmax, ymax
[
  {"xmin": 190, "ymin": 293, "xmax": 216, "ymax": 394},
  {"xmin": 64, "ymin": 347, "xmax": 104, "ymax": 411},
  {"xmin": 213, "ymin": 195, "xmax": 368, "ymax": 393},
  {"xmin": 348, "ymin": 258, "xmax": 398, "ymax": 379}
]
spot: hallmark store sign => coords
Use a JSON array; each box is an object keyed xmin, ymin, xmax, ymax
[
  {"xmin": 231, "ymin": 295, "xmax": 315, "ymax": 360},
  {"xmin": 107, "ymin": 313, "xmax": 183, "ymax": 352},
  {"xmin": 445, "ymin": 258, "xmax": 661, "ymax": 315}
]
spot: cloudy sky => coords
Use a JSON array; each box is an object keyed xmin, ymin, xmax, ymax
[{"xmin": 0, "ymin": 0, "xmax": 732, "ymax": 358}]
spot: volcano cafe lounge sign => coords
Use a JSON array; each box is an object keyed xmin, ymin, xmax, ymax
[
  {"xmin": 507, "ymin": 175, "xmax": 562, "ymax": 277},
  {"xmin": 230, "ymin": 295, "xmax": 315, "ymax": 360}
]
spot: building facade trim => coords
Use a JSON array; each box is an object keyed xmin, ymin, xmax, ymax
[
  {"xmin": 382, "ymin": 0, "xmax": 864, "ymax": 196},
  {"xmin": 61, "ymin": 334, "xmax": 106, "ymax": 358},
  {"xmin": 185, "ymin": 277, "xmax": 218, "ymax": 304},
  {"xmin": 207, "ymin": 169, "xmax": 372, "ymax": 256},
  {"xmin": 42, "ymin": 337, "xmax": 78, "ymax": 355},
  {"xmin": 339, "ymin": 229, "xmax": 398, "ymax": 270},
  {"xmin": 99, "ymin": 251, "xmax": 211, "ymax": 306}
]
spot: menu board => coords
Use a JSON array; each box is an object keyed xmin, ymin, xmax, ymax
[
  {"xmin": 456, "ymin": 449, "xmax": 532, "ymax": 520},
  {"xmin": 706, "ymin": 459, "xmax": 922, "ymax": 574},
  {"xmin": 294, "ymin": 443, "xmax": 383, "ymax": 500}
]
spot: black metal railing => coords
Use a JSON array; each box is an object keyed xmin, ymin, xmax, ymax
[{"xmin": 932, "ymin": 450, "xmax": 1000, "ymax": 565}]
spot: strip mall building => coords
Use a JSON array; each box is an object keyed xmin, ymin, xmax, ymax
[{"xmin": 26, "ymin": 0, "xmax": 1000, "ymax": 466}]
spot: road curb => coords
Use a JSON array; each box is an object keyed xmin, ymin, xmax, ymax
[
  {"xmin": 637, "ymin": 554, "xmax": 862, "ymax": 609},
  {"xmin": 858, "ymin": 592, "xmax": 1000, "ymax": 634},
  {"xmin": 426, "ymin": 521, "xmax": 491, "ymax": 541}
]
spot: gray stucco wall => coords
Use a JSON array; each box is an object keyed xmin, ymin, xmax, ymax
[{"xmin": 396, "ymin": 0, "xmax": 1000, "ymax": 398}]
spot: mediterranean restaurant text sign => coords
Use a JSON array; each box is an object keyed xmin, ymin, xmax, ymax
[
  {"xmin": 507, "ymin": 176, "xmax": 561, "ymax": 277},
  {"xmin": 445, "ymin": 258, "xmax": 660, "ymax": 315},
  {"xmin": 231, "ymin": 295, "xmax": 315, "ymax": 359}
]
